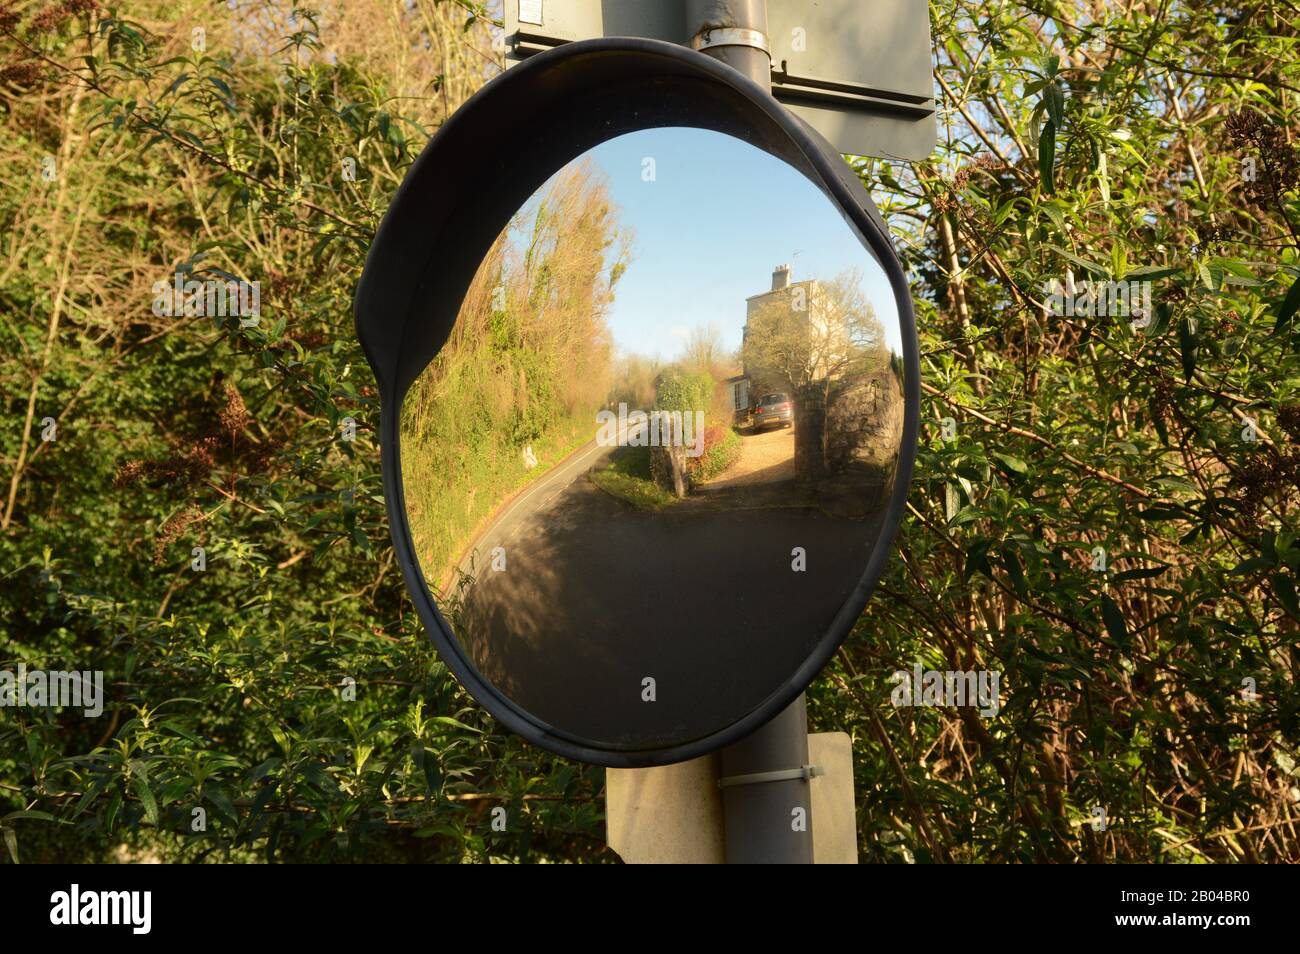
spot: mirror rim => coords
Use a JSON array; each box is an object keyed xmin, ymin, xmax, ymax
[{"xmin": 355, "ymin": 36, "xmax": 921, "ymax": 767}]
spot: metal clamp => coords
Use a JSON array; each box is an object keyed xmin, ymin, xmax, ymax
[
  {"xmin": 770, "ymin": 60, "xmax": 936, "ymax": 119},
  {"xmin": 691, "ymin": 27, "xmax": 770, "ymax": 56},
  {"xmin": 717, "ymin": 763, "xmax": 824, "ymax": 789}
]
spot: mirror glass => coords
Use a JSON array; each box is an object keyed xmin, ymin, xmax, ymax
[{"xmin": 399, "ymin": 126, "xmax": 906, "ymax": 750}]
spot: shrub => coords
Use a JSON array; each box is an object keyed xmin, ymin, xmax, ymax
[
  {"xmin": 652, "ymin": 368, "xmax": 714, "ymax": 417},
  {"xmin": 688, "ymin": 426, "xmax": 742, "ymax": 483}
]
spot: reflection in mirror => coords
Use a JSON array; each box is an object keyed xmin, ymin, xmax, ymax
[{"xmin": 400, "ymin": 127, "xmax": 905, "ymax": 749}]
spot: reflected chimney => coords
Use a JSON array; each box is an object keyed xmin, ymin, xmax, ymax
[{"xmin": 771, "ymin": 264, "xmax": 790, "ymax": 291}]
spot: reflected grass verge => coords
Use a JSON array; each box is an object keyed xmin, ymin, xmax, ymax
[
  {"xmin": 589, "ymin": 446, "xmax": 679, "ymax": 511},
  {"xmin": 405, "ymin": 414, "xmax": 597, "ymax": 593}
]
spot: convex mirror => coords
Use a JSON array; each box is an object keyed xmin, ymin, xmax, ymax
[{"xmin": 355, "ymin": 38, "xmax": 920, "ymax": 766}]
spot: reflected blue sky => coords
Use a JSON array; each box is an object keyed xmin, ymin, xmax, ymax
[{"xmin": 517, "ymin": 127, "xmax": 901, "ymax": 361}]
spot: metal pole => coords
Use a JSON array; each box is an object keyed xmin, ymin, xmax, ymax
[
  {"xmin": 718, "ymin": 694, "xmax": 815, "ymax": 863},
  {"xmin": 684, "ymin": 0, "xmax": 812, "ymax": 867},
  {"xmin": 686, "ymin": 0, "xmax": 772, "ymax": 91}
]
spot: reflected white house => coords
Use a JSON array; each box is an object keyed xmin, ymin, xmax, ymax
[{"xmin": 729, "ymin": 264, "xmax": 855, "ymax": 414}]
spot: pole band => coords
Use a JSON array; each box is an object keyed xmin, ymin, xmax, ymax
[
  {"xmin": 718, "ymin": 763, "xmax": 824, "ymax": 789},
  {"xmin": 691, "ymin": 27, "xmax": 771, "ymax": 56}
]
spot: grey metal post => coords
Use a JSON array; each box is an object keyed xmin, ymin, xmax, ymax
[
  {"xmin": 685, "ymin": 0, "xmax": 813, "ymax": 867},
  {"xmin": 718, "ymin": 694, "xmax": 815, "ymax": 863},
  {"xmin": 686, "ymin": 0, "xmax": 772, "ymax": 90}
]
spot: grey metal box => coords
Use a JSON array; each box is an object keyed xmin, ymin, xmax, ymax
[{"xmin": 502, "ymin": 0, "xmax": 936, "ymax": 160}]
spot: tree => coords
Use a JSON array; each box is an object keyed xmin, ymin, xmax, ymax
[
  {"xmin": 740, "ymin": 268, "xmax": 886, "ymax": 395},
  {"xmin": 826, "ymin": 0, "xmax": 1300, "ymax": 863},
  {"xmin": 680, "ymin": 322, "xmax": 728, "ymax": 376}
]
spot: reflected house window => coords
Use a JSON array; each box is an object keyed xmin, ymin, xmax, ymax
[{"xmin": 727, "ymin": 376, "xmax": 749, "ymax": 415}]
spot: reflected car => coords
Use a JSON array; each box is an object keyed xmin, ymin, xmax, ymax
[{"xmin": 753, "ymin": 393, "xmax": 793, "ymax": 430}]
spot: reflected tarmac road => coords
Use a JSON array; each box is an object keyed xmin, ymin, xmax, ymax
[{"xmin": 448, "ymin": 429, "xmax": 887, "ymax": 750}]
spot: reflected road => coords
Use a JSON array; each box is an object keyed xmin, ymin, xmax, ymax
[{"xmin": 449, "ymin": 426, "xmax": 886, "ymax": 750}]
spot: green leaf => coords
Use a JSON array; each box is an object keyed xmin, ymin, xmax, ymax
[
  {"xmin": 133, "ymin": 776, "xmax": 160, "ymax": 827},
  {"xmin": 1273, "ymin": 573, "xmax": 1300, "ymax": 621},
  {"xmin": 105, "ymin": 788, "xmax": 122, "ymax": 833},
  {"xmin": 1044, "ymin": 84, "xmax": 1065, "ymax": 128},
  {"xmin": 993, "ymin": 452, "xmax": 1029, "ymax": 475},
  {"xmin": 1215, "ymin": 258, "xmax": 1258, "ymax": 282},
  {"xmin": 1042, "ymin": 201, "xmax": 1067, "ymax": 236},
  {"xmin": 205, "ymin": 788, "xmax": 239, "ymax": 826},
  {"xmin": 1045, "ymin": 244, "xmax": 1108, "ymax": 278},
  {"xmin": 1112, "ymin": 566, "xmax": 1170, "ymax": 582},
  {"xmin": 962, "ymin": 539, "xmax": 994, "ymax": 582},
  {"xmin": 1274, "ymin": 273, "xmax": 1300, "ymax": 336},
  {"xmin": 1198, "ymin": 262, "xmax": 1219, "ymax": 291},
  {"xmin": 431, "ymin": 715, "xmax": 484, "ymax": 734},
  {"xmin": 350, "ymin": 525, "xmax": 372, "ymax": 552},
  {"xmin": 161, "ymin": 721, "xmax": 202, "ymax": 744},
  {"xmin": 1100, "ymin": 594, "xmax": 1129, "ymax": 644},
  {"xmin": 1121, "ymin": 265, "xmax": 1179, "ymax": 281},
  {"xmin": 1229, "ymin": 556, "xmax": 1274, "ymax": 576},
  {"xmin": 1148, "ymin": 300, "xmax": 1174, "ymax": 337},
  {"xmin": 2, "ymin": 810, "xmax": 56, "ymax": 823},
  {"xmin": 1002, "ymin": 546, "xmax": 1029, "ymax": 598},
  {"xmin": 413, "ymin": 743, "xmax": 442, "ymax": 794},
  {"xmin": 1178, "ymin": 317, "xmax": 1198, "ymax": 382},
  {"xmin": 1039, "ymin": 120, "xmax": 1056, "ymax": 194},
  {"xmin": 208, "ymin": 76, "xmax": 234, "ymax": 100},
  {"xmin": 1151, "ymin": 395, "xmax": 1169, "ymax": 445}
]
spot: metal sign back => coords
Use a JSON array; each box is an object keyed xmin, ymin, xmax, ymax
[{"xmin": 502, "ymin": 0, "xmax": 936, "ymax": 160}]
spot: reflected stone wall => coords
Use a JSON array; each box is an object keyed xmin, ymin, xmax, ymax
[{"xmin": 825, "ymin": 365, "xmax": 904, "ymax": 474}]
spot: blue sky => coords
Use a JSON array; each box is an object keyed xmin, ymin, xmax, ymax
[{"xmin": 518, "ymin": 127, "xmax": 901, "ymax": 361}]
